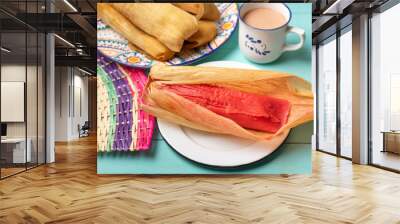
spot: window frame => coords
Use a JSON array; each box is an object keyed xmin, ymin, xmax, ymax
[{"xmin": 315, "ymin": 23, "xmax": 353, "ymax": 161}]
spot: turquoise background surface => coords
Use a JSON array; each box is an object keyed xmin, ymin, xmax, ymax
[{"xmin": 97, "ymin": 3, "xmax": 313, "ymax": 174}]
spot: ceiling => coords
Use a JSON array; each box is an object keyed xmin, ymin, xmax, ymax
[
  {"xmin": 311, "ymin": 0, "xmax": 391, "ymax": 43},
  {"xmin": 0, "ymin": 0, "xmax": 97, "ymax": 74}
]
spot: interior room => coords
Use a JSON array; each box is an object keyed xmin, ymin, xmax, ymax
[
  {"xmin": 0, "ymin": 10, "xmax": 46, "ymax": 177},
  {"xmin": 0, "ymin": 0, "xmax": 400, "ymax": 223},
  {"xmin": 370, "ymin": 2, "xmax": 400, "ymax": 171},
  {"xmin": 314, "ymin": 0, "xmax": 400, "ymax": 172}
]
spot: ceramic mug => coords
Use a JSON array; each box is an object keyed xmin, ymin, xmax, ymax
[{"xmin": 239, "ymin": 3, "xmax": 305, "ymax": 63}]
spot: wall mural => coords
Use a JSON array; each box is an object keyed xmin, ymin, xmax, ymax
[{"xmin": 96, "ymin": 3, "xmax": 313, "ymax": 174}]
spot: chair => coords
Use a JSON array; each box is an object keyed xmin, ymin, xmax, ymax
[{"xmin": 79, "ymin": 121, "xmax": 90, "ymax": 138}]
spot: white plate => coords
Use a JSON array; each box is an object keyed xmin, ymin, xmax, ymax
[{"xmin": 157, "ymin": 61, "xmax": 290, "ymax": 167}]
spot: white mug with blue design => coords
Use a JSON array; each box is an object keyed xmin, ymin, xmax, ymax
[{"xmin": 239, "ymin": 3, "xmax": 305, "ymax": 63}]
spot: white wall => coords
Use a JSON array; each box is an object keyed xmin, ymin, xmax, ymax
[
  {"xmin": 71, "ymin": 72, "xmax": 89, "ymax": 138},
  {"xmin": 1, "ymin": 64, "xmax": 46, "ymax": 163},
  {"xmin": 1, "ymin": 65, "xmax": 26, "ymax": 140},
  {"xmin": 1, "ymin": 65, "xmax": 37, "ymax": 138},
  {"xmin": 1, "ymin": 65, "xmax": 26, "ymax": 81},
  {"xmin": 54, "ymin": 67, "xmax": 89, "ymax": 141},
  {"xmin": 55, "ymin": 66, "xmax": 70, "ymax": 141}
]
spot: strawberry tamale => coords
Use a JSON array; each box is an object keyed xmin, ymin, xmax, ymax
[
  {"xmin": 164, "ymin": 84, "xmax": 291, "ymax": 133},
  {"xmin": 142, "ymin": 64, "xmax": 313, "ymax": 141}
]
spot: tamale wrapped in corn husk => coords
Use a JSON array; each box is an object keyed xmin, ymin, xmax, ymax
[
  {"xmin": 173, "ymin": 3, "xmax": 221, "ymax": 21},
  {"xmin": 97, "ymin": 4, "xmax": 174, "ymax": 61},
  {"xmin": 142, "ymin": 64, "xmax": 314, "ymax": 141},
  {"xmin": 202, "ymin": 3, "xmax": 221, "ymax": 21},
  {"xmin": 112, "ymin": 3, "xmax": 198, "ymax": 52},
  {"xmin": 173, "ymin": 3, "xmax": 204, "ymax": 19},
  {"xmin": 185, "ymin": 21, "xmax": 217, "ymax": 49}
]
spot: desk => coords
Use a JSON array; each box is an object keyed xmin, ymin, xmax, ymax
[
  {"xmin": 382, "ymin": 131, "xmax": 400, "ymax": 154},
  {"xmin": 1, "ymin": 138, "xmax": 31, "ymax": 163}
]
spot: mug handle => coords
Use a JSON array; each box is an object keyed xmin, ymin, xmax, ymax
[{"xmin": 282, "ymin": 26, "xmax": 305, "ymax": 52}]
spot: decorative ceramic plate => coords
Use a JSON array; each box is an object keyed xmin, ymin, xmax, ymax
[
  {"xmin": 157, "ymin": 61, "xmax": 290, "ymax": 167},
  {"xmin": 97, "ymin": 3, "xmax": 238, "ymax": 68}
]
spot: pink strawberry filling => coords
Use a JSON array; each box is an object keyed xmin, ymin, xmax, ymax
[{"xmin": 165, "ymin": 84, "xmax": 291, "ymax": 133}]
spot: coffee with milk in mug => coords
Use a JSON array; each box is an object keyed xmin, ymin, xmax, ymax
[{"xmin": 239, "ymin": 3, "xmax": 305, "ymax": 63}]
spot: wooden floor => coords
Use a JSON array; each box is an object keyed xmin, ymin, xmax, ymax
[
  {"xmin": 1, "ymin": 135, "xmax": 400, "ymax": 224},
  {"xmin": 1, "ymin": 167, "xmax": 26, "ymax": 178},
  {"xmin": 373, "ymin": 150, "xmax": 400, "ymax": 171}
]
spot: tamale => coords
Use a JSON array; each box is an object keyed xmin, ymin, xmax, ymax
[
  {"xmin": 202, "ymin": 3, "xmax": 221, "ymax": 21},
  {"xmin": 142, "ymin": 64, "xmax": 314, "ymax": 141},
  {"xmin": 184, "ymin": 20, "xmax": 217, "ymax": 49},
  {"xmin": 173, "ymin": 3, "xmax": 220, "ymax": 21},
  {"xmin": 97, "ymin": 4, "xmax": 174, "ymax": 61},
  {"xmin": 112, "ymin": 3, "xmax": 198, "ymax": 52},
  {"xmin": 164, "ymin": 84, "xmax": 291, "ymax": 133},
  {"xmin": 173, "ymin": 3, "xmax": 204, "ymax": 19}
]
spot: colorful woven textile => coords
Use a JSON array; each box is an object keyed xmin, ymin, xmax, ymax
[{"xmin": 97, "ymin": 55, "xmax": 155, "ymax": 152}]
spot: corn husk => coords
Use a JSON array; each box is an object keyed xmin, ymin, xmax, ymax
[
  {"xmin": 173, "ymin": 3, "xmax": 220, "ymax": 21},
  {"xmin": 185, "ymin": 20, "xmax": 217, "ymax": 49},
  {"xmin": 97, "ymin": 4, "xmax": 174, "ymax": 61},
  {"xmin": 173, "ymin": 3, "xmax": 204, "ymax": 19},
  {"xmin": 202, "ymin": 3, "xmax": 221, "ymax": 21},
  {"xmin": 112, "ymin": 3, "xmax": 198, "ymax": 52},
  {"xmin": 142, "ymin": 64, "xmax": 314, "ymax": 141}
]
